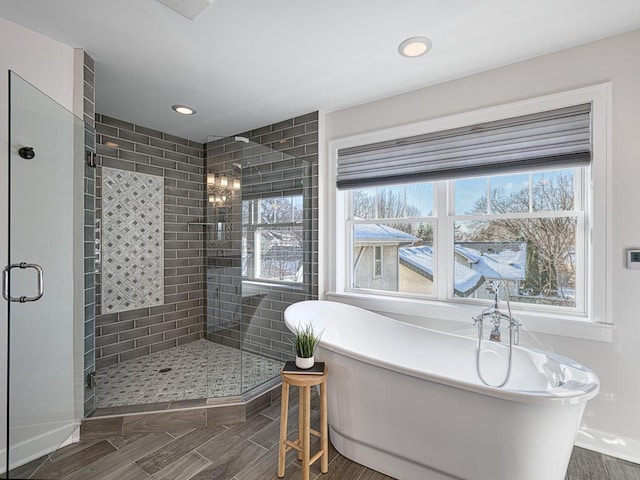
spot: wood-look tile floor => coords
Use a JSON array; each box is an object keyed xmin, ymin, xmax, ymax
[{"xmin": 10, "ymin": 391, "xmax": 640, "ymax": 480}]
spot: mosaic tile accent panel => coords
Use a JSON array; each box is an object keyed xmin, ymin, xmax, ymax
[
  {"xmin": 95, "ymin": 339, "xmax": 283, "ymax": 407},
  {"xmin": 94, "ymin": 115, "xmax": 206, "ymax": 368},
  {"xmin": 101, "ymin": 167, "xmax": 164, "ymax": 313}
]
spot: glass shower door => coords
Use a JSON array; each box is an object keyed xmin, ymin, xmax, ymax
[{"xmin": 3, "ymin": 72, "xmax": 84, "ymax": 478}]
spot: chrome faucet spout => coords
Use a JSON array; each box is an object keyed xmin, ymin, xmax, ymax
[{"xmin": 489, "ymin": 324, "xmax": 501, "ymax": 342}]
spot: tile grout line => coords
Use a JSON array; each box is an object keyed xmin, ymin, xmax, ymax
[{"xmin": 246, "ymin": 438, "xmax": 270, "ymax": 452}]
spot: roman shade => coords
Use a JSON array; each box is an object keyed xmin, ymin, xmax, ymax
[{"xmin": 336, "ymin": 103, "xmax": 591, "ymax": 189}]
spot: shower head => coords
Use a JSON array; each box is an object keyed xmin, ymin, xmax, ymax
[
  {"xmin": 245, "ymin": 160, "xmax": 262, "ymax": 177},
  {"xmin": 234, "ymin": 136, "xmax": 249, "ymax": 144},
  {"xmin": 233, "ymin": 162, "xmax": 242, "ymax": 171}
]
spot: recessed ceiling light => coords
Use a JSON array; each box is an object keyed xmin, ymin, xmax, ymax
[
  {"xmin": 171, "ymin": 104, "xmax": 197, "ymax": 115},
  {"xmin": 398, "ymin": 36, "xmax": 432, "ymax": 58}
]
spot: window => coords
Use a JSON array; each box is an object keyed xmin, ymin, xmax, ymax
[
  {"xmin": 242, "ymin": 195, "xmax": 304, "ymax": 283},
  {"xmin": 347, "ymin": 166, "xmax": 583, "ymax": 310},
  {"xmin": 350, "ymin": 184, "xmax": 435, "ymax": 295},
  {"xmin": 373, "ymin": 246, "xmax": 383, "ymax": 278},
  {"xmin": 452, "ymin": 169, "xmax": 581, "ymax": 308},
  {"xmin": 331, "ymin": 85, "xmax": 610, "ymax": 326}
]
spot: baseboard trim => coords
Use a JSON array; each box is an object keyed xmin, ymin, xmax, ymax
[
  {"xmin": 575, "ymin": 427, "xmax": 640, "ymax": 464},
  {"xmin": 0, "ymin": 421, "xmax": 80, "ymax": 475}
]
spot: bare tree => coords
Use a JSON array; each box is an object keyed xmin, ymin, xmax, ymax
[
  {"xmin": 260, "ymin": 198, "xmax": 295, "ymax": 223},
  {"xmin": 352, "ymin": 188, "xmax": 433, "ymax": 242},
  {"xmin": 255, "ymin": 197, "xmax": 304, "ymax": 281},
  {"xmin": 463, "ymin": 173, "xmax": 576, "ymax": 304}
]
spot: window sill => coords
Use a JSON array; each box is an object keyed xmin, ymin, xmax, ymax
[
  {"xmin": 242, "ymin": 279, "xmax": 305, "ymax": 292},
  {"xmin": 324, "ymin": 292, "xmax": 613, "ymax": 343}
]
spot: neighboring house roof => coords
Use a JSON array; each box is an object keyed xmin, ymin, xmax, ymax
[
  {"xmin": 263, "ymin": 245, "xmax": 303, "ymax": 258},
  {"xmin": 399, "ymin": 245, "xmax": 435, "ymax": 281},
  {"xmin": 353, "ymin": 224, "xmax": 418, "ymax": 245},
  {"xmin": 257, "ymin": 230, "xmax": 304, "ymax": 282},
  {"xmin": 455, "ymin": 242, "xmax": 527, "ymax": 281},
  {"xmin": 260, "ymin": 250, "xmax": 303, "ymax": 282},
  {"xmin": 399, "ymin": 245, "xmax": 485, "ymax": 296}
]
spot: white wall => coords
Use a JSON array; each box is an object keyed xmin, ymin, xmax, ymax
[
  {"xmin": 324, "ymin": 29, "xmax": 640, "ymax": 462},
  {"xmin": 0, "ymin": 16, "xmax": 80, "ymax": 472}
]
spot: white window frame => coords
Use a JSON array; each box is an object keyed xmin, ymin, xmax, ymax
[
  {"xmin": 242, "ymin": 195, "xmax": 304, "ymax": 285},
  {"xmin": 444, "ymin": 168, "xmax": 586, "ymax": 312},
  {"xmin": 326, "ymin": 84, "xmax": 612, "ymax": 342},
  {"xmin": 348, "ymin": 208, "xmax": 436, "ymax": 296}
]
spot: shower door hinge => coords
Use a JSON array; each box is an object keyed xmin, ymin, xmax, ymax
[
  {"xmin": 85, "ymin": 151, "xmax": 97, "ymax": 168},
  {"xmin": 87, "ymin": 371, "xmax": 97, "ymax": 389}
]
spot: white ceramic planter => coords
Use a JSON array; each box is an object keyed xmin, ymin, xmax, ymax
[{"xmin": 295, "ymin": 355, "xmax": 314, "ymax": 369}]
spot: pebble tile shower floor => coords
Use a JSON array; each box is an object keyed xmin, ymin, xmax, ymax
[{"xmin": 96, "ymin": 339, "xmax": 284, "ymax": 407}]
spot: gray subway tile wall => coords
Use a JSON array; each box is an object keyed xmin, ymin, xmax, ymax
[
  {"xmin": 94, "ymin": 114, "xmax": 206, "ymax": 370},
  {"xmin": 91, "ymin": 110, "xmax": 318, "ymax": 379}
]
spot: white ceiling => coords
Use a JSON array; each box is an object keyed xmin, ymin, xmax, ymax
[{"xmin": 2, "ymin": 0, "xmax": 640, "ymax": 143}]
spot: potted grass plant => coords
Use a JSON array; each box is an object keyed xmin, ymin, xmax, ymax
[{"xmin": 293, "ymin": 322, "xmax": 322, "ymax": 369}]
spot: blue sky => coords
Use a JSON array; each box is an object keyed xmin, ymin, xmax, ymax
[
  {"xmin": 354, "ymin": 168, "xmax": 573, "ymax": 218},
  {"xmin": 454, "ymin": 172, "xmax": 532, "ymax": 214}
]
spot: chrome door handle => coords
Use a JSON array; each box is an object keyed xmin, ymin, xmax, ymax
[{"xmin": 2, "ymin": 262, "xmax": 44, "ymax": 302}]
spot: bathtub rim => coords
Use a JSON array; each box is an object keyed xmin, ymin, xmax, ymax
[{"xmin": 284, "ymin": 300, "xmax": 600, "ymax": 406}]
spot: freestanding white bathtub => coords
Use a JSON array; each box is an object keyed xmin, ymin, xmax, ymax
[{"xmin": 284, "ymin": 300, "xmax": 600, "ymax": 480}]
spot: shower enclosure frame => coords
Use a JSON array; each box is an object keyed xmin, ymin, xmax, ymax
[
  {"xmin": 3, "ymin": 71, "xmax": 85, "ymax": 479},
  {"xmin": 203, "ymin": 135, "xmax": 315, "ymax": 397}
]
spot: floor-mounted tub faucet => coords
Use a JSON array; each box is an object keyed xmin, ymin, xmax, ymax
[
  {"xmin": 473, "ymin": 281, "xmax": 521, "ymax": 346},
  {"xmin": 473, "ymin": 280, "xmax": 522, "ymax": 387}
]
